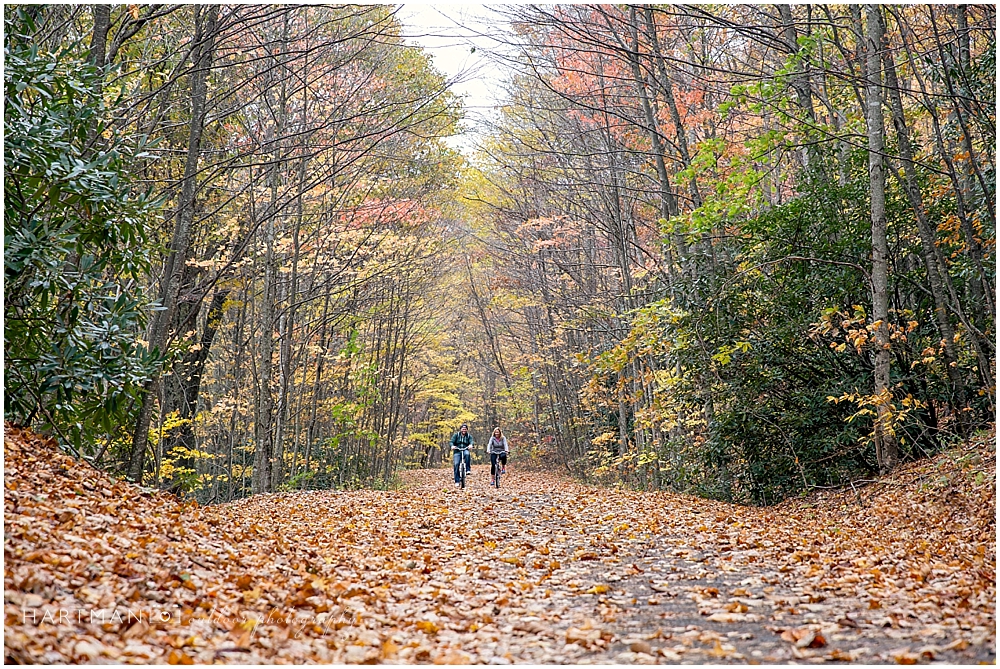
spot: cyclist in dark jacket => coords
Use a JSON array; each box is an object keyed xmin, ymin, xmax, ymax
[{"xmin": 450, "ymin": 424, "xmax": 474, "ymax": 487}]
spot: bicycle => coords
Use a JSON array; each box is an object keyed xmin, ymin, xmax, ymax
[
  {"xmin": 490, "ymin": 451, "xmax": 508, "ymax": 489},
  {"xmin": 454, "ymin": 446, "xmax": 470, "ymax": 489}
]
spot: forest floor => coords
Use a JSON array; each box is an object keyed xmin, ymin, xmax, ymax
[{"xmin": 4, "ymin": 426, "xmax": 996, "ymax": 665}]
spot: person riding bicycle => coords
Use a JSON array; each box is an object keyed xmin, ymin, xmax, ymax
[
  {"xmin": 487, "ymin": 426, "xmax": 509, "ymax": 486},
  {"xmin": 450, "ymin": 423, "xmax": 474, "ymax": 488}
]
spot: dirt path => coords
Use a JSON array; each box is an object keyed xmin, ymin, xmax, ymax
[
  {"xmin": 391, "ymin": 467, "xmax": 994, "ymax": 665},
  {"xmin": 4, "ymin": 428, "xmax": 995, "ymax": 664}
]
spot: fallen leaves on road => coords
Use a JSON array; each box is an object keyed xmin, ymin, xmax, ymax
[
  {"xmin": 780, "ymin": 626, "xmax": 826, "ymax": 648},
  {"xmin": 4, "ymin": 425, "xmax": 995, "ymax": 663}
]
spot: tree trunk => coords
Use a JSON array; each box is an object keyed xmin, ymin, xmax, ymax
[
  {"xmin": 88, "ymin": 6, "xmax": 110, "ymax": 70},
  {"xmin": 160, "ymin": 287, "xmax": 230, "ymax": 486},
  {"xmin": 129, "ymin": 5, "xmax": 221, "ymax": 482},
  {"xmin": 252, "ymin": 11, "xmax": 292, "ymax": 495},
  {"xmin": 880, "ymin": 14, "xmax": 967, "ymax": 418},
  {"xmin": 864, "ymin": 5, "xmax": 898, "ymax": 473},
  {"xmin": 625, "ymin": 6, "xmax": 678, "ymax": 225}
]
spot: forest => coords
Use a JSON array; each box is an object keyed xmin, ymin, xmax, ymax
[
  {"xmin": 3, "ymin": 4, "xmax": 996, "ymax": 665},
  {"xmin": 4, "ymin": 4, "xmax": 995, "ymax": 505}
]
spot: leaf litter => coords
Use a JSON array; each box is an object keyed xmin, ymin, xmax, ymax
[{"xmin": 4, "ymin": 425, "xmax": 995, "ymax": 663}]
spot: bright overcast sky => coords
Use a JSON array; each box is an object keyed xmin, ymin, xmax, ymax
[{"xmin": 396, "ymin": 4, "xmax": 509, "ymax": 150}]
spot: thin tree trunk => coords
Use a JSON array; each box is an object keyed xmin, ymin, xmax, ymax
[
  {"xmin": 254, "ymin": 12, "xmax": 291, "ymax": 495},
  {"xmin": 625, "ymin": 6, "xmax": 678, "ymax": 225},
  {"xmin": 129, "ymin": 5, "xmax": 220, "ymax": 482},
  {"xmin": 880, "ymin": 15, "xmax": 967, "ymax": 417},
  {"xmin": 864, "ymin": 5, "xmax": 898, "ymax": 472},
  {"xmin": 88, "ymin": 6, "xmax": 110, "ymax": 71}
]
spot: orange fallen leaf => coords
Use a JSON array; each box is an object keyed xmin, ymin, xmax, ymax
[
  {"xmin": 167, "ymin": 650, "xmax": 194, "ymax": 665},
  {"xmin": 780, "ymin": 628, "xmax": 826, "ymax": 648},
  {"xmin": 891, "ymin": 649, "xmax": 920, "ymax": 665},
  {"xmin": 416, "ymin": 620, "xmax": 439, "ymax": 634},
  {"xmin": 381, "ymin": 640, "xmax": 399, "ymax": 659}
]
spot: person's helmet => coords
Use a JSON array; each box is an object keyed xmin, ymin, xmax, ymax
[{"xmin": 460, "ymin": 424, "xmax": 468, "ymax": 429}]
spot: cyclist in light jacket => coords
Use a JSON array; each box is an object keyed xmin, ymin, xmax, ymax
[{"xmin": 487, "ymin": 426, "xmax": 509, "ymax": 486}]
